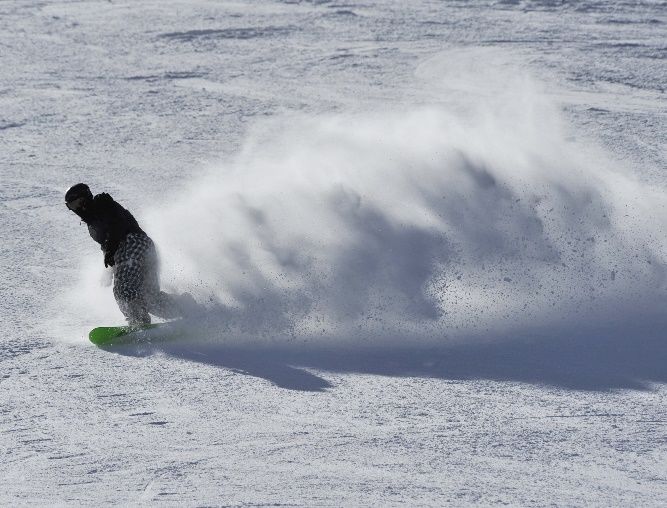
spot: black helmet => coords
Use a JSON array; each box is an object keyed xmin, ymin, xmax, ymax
[
  {"xmin": 65, "ymin": 183, "xmax": 93, "ymax": 212},
  {"xmin": 65, "ymin": 183, "xmax": 93, "ymax": 202}
]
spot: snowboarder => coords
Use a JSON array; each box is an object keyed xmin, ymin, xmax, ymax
[{"xmin": 65, "ymin": 183, "xmax": 195, "ymax": 326}]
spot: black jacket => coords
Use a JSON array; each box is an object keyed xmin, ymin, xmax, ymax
[{"xmin": 74, "ymin": 193, "xmax": 145, "ymax": 266}]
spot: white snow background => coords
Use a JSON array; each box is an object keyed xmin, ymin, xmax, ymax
[{"xmin": 1, "ymin": 0, "xmax": 666, "ymax": 505}]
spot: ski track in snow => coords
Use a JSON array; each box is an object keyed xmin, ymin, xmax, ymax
[{"xmin": 1, "ymin": 0, "xmax": 666, "ymax": 505}]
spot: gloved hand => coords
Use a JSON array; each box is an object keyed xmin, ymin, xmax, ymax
[{"xmin": 104, "ymin": 250, "xmax": 115, "ymax": 267}]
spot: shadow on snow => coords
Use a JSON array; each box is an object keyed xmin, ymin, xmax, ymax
[{"xmin": 103, "ymin": 313, "xmax": 667, "ymax": 393}]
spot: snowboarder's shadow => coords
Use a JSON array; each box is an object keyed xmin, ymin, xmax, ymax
[
  {"xmin": 104, "ymin": 313, "xmax": 667, "ymax": 392},
  {"xmin": 106, "ymin": 342, "xmax": 333, "ymax": 392}
]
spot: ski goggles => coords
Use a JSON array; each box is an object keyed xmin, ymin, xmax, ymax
[{"xmin": 66, "ymin": 196, "xmax": 87, "ymax": 212}]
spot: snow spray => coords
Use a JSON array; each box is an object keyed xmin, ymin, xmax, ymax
[{"xmin": 77, "ymin": 50, "xmax": 667, "ymax": 346}]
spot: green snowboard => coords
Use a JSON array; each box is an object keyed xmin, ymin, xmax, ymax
[{"xmin": 89, "ymin": 323, "xmax": 161, "ymax": 346}]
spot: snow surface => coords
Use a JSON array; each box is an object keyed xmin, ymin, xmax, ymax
[{"xmin": 1, "ymin": 0, "xmax": 666, "ymax": 505}]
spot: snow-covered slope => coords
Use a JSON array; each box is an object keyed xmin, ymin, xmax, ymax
[{"xmin": 1, "ymin": 0, "xmax": 665, "ymax": 505}]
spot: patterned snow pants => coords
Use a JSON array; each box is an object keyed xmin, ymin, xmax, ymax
[{"xmin": 112, "ymin": 233, "xmax": 181, "ymax": 325}]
